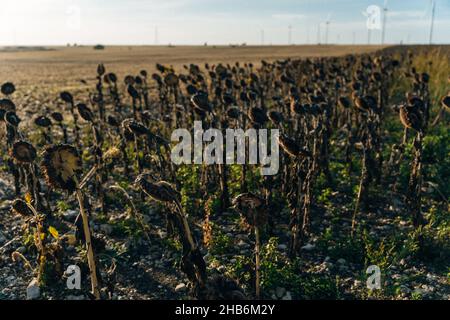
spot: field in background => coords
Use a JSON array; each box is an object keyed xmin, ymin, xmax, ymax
[{"xmin": 0, "ymin": 45, "xmax": 388, "ymax": 87}]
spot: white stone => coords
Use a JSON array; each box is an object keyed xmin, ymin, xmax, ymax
[
  {"xmin": 282, "ymin": 291, "xmax": 292, "ymax": 300},
  {"xmin": 301, "ymin": 243, "xmax": 315, "ymax": 251},
  {"xmin": 175, "ymin": 283, "xmax": 187, "ymax": 292},
  {"xmin": 26, "ymin": 278, "xmax": 40, "ymax": 300}
]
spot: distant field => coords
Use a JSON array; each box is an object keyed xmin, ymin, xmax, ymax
[{"xmin": 0, "ymin": 45, "xmax": 388, "ymax": 88}]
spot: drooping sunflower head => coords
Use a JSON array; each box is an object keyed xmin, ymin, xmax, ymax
[
  {"xmin": 441, "ymin": 95, "xmax": 450, "ymax": 110},
  {"xmin": 76, "ymin": 103, "xmax": 94, "ymax": 122},
  {"xmin": 122, "ymin": 118, "xmax": 149, "ymax": 136},
  {"xmin": 10, "ymin": 141, "xmax": 37, "ymax": 164},
  {"xmin": 0, "ymin": 98, "xmax": 16, "ymax": 112},
  {"xmin": 60, "ymin": 91, "xmax": 74, "ymax": 104},
  {"xmin": 50, "ymin": 112, "xmax": 64, "ymax": 123},
  {"xmin": 135, "ymin": 174, "xmax": 178, "ymax": 203},
  {"xmin": 232, "ymin": 193, "xmax": 267, "ymax": 228},
  {"xmin": 41, "ymin": 144, "xmax": 82, "ymax": 192},
  {"xmin": 11, "ymin": 199, "xmax": 33, "ymax": 217},
  {"xmin": 164, "ymin": 73, "xmax": 179, "ymax": 86},
  {"xmin": 34, "ymin": 115, "xmax": 52, "ymax": 128}
]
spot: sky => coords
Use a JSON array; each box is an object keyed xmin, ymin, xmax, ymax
[{"xmin": 0, "ymin": 0, "xmax": 449, "ymax": 46}]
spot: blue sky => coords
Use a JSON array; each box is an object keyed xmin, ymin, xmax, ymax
[{"xmin": 0, "ymin": 0, "xmax": 449, "ymax": 45}]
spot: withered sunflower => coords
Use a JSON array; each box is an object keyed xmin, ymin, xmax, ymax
[
  {"xmin": 10, "ymin": 141, "xmax": 37, "ymax": 164},
  {"xmin": 127, "ymin": 85, "xmax": 139, "ymax": 99},
  {"xmin": 76, "ymin": 103, "xmax": 94, "ymax": 122},
  {"xmin": 441, "ymin": 95, "xmax": 450, "ymax": 110},
  {"xmin": 268, "ymin": 111, "xmax": 283, "ymax": 125},
  {"xmin": 232, "ymin": 193, "xmax": 268, "ymax": 228},
  {"xmin": 191, "ymin": 92, "xmax": 211, "ymax": 112},
  {"xmin": 338, "ymin": 96, "xmax": 351, "ymax": 109},
  {"xmin": 278, "ymin": 134, "xmax": 311, "ymax": 158},
  {"xmin": 135, "ymin": 174, "xmax": 179, "ymax": 203},
  {"xmin": 122, "ymin": 119, "xmax": 149, "ymax": 136},
  {"xmin": 60, "ymin": 91, "xmax": 73, "ymax": 104},
  {"xmin": 41, "ymin": 144, "xmax": 83, "ymax": 192},
  {"xmin": 227, "ymin": 106, "xmax": 241, "ymax": 119},
  {"xmin": 399, "ymin": 104, "xmax": 423, "ymax": 132},
  {"xmin": 11, "ymin": 199, "xmax": 33, "ymax": 217},
  {"xmin": 249, "ymin": 107, "xmax": 268, "ymax": 125},
  {"xmin": 1, "ymin": 82, "xmax": 15, "ymax": 95},
  {"xmin": 34, "ymin": 115, "xmax": 52, "ymax": 128},
  {"xmin": 0, "ymin": 98, "xmax": 16, "ymax": 111},
  {"xmin": 50, "ymin": 112, "xmax": 64, "ymax": 123},
  {"xmin": 164, "ymin": 73, "xmax": 179, "ymax": 86}
]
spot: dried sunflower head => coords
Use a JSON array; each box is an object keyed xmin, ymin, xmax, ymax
[
  {"xmin": 399, "ymin": 104, "xmax": 423, "ymax": 132},
  {"xmin": 441, "ymin": 95, "xmax": 450, "ymax": 110},
  {"xmin": 122, "ymin": 119, "xmax": 149, "ymax": 136},
  {"xmin": 191, "ymin": 92, "xmax": 211, "ymax": 112},
  {"xmin": 127, "ymin": 85, "xmax": 139, "ymax": 99},
  {"xmin": 186, "ymin": 84, "xmax": 198, "ymax": 95},
  {"xmin": 268, "ymin": 111, "xmax": 283, "ymax": 125},
  {"xmin": 10, "ymin": 141, "xmax": 37, "ymax": 163},
  {"xmin": 232, "ymin": 193, "xmax": 267, "ymax": 228},
  {"xmin": 60, "ymin": 91, "xmax": 73, "ymax": 104},
  {"xmin": 278, "ymin": 134, "xmax": 311, "ymax": 158},
  {"xmin": 0, "ymin": 98, "xmax": 16, "ymax": 111},
  {"xmin": 152, "ymin": 73, "xmax": 162, "ymax": 85},
  {"xmin": 11, "ymin": 199, "xmax": 33, "ymax": 217},
  {"xmin": 41, "ymin": 144, "xmax": 82, "ymax": 192},
  {"xmin": 227, "ymin": 106, "xmax": 241, "ymax": 120},
  {"xmin": 76, "ymin": 103, "xmax": 94, "ymax": 122},
  {"xmin": 107, "ymin": 115, "xmax": 120, "ymax": 127},
  {"xmin": 249, "ymin": 107, "xmax": 268, "ymax": 125},
  {"xmin": 105, "ymin": 72, "xmax": 117, "ymax": 84},
  {"xmin": 124, "ymin": 75, "xmax": 135, "ymax": 86},
  {"xmin": 338, "ymin": 96, "xmax": 351, "ymax": 109},
  {"xmin": 164, "ymin": 73, "xmax": 179, "ymax": 86},
  {"xmin": 34, "ymin": 115, "xmax": 52, "ymax": 128},
  {"xmin": 1, "ymin": 82, "xmax": 15, "ymax": 95},
  {"xmin": 135, "ymin": 174, "xmax": 179, "ymax": 203},
  {"xmin": 50, "ymin": 112, "xmax": 64, "ymax": 123}
]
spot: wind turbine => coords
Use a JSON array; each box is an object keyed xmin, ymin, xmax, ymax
[
  {"xmin": 381, "ymin": 0, "xmax": 388, "ymax": 44},
  {"xmin": 288, "ymin": 25, "xmax": 292, "ymax": 45},
  {"xmin": 429, "ymin": 0, "xmax": 436, "ymax": 45},
  {"xmin": 325, "ymin": 13, "xmax": 332, "ymax": 45},
  {"xmin": 317, "ymin": 23, "xmax": 321, "ymax": 45}
]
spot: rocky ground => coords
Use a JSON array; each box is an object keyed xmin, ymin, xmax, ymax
[{"xmin": 1, "ymin": 170, "xmax": 448, "ymax": 300}]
